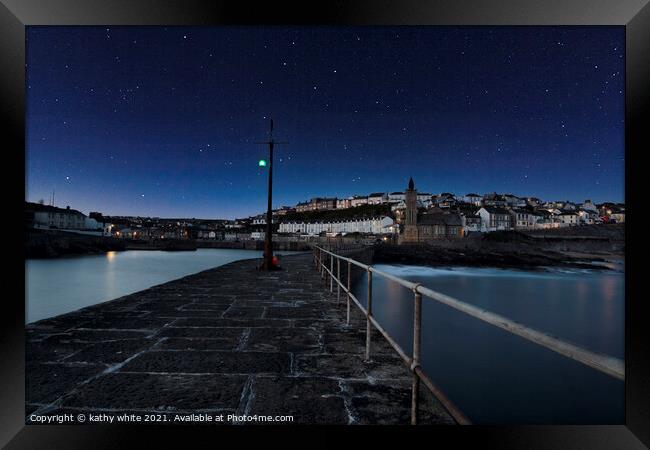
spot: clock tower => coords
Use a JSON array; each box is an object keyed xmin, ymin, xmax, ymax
[{"xmin": 401, "ymin": 176, "xmax": 419, "ymax": 243}]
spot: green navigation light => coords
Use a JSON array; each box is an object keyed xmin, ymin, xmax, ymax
[{"xmin": 258, "ymin": 159, "xmax": 267, "ymax": 167}]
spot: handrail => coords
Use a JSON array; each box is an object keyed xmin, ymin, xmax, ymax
[{"xmin": 313, "ymin": 245, "xmax": 624, "ymax": 425}]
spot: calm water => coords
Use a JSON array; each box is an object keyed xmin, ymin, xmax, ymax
[
  {"xmin": 351, "ymin": 263, "xmax": 624, "ymax": 424},
  {"xmin": 26, "ymin": 249, "xmax": 299, "ymax": 324}
]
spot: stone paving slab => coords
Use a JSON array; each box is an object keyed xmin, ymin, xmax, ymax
[
  {"xmin": 120, "ymin": 350, "xmax": 291, "ymax": 374},
  {"xmin": 61, "ymin": 373, "xmax": 248, "ymax": 411},
  {"xmin": 25, "ymin": 252, "xmax": 455, "ymax": 425}
]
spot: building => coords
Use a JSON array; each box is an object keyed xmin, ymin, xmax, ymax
[
  {"xmin": 463, "ymin": 215, "xmax": 482, "ymax": 233},
  {"xmin": 388, "ymin": 192, "xmax": 405, "ymax": 203},
  {"xmin": 463, "ymin": 193, "xmax": 483, "ymax": 206},
  {"xmin": 224, "ymin": 220, "xmax": 244, "ymax": 229},
  {"xmin": 577, "ymin": 209, "xmax": 600, "ymax": 225},
  {"xmin": 350, "ymin": 196, "xmax": 369, "ymax": 208},
  {"xmin": 368, "ymin": 192, "xmax": 388, "ymax": 205},
  {"xmin": 503, "ymin": 194, "xmax": 526, "ymax": 208},
  {"xmin": 482, "ymin": 193, "xmax": 507, "ymax": 207},
  {"xmin": 434, "ymin": 193, "xmax": 456, "ymax": 208},
  {"xmin": 295, "ymin": 197, "xmax": 337, "ymax": 213},
  {"xmin": 509, "ymin": 209, "xmax": 541, "ymax": 229},
  {"xmin": 610, "ymin": 212, "xmax": 625, "ymax": 223},
  {"xmin": 251, "ymin": 214, "xmax": 278, "ymax": 225},
  {"xmin": 398, "ymin": 178, "xmax": 463, "ymax": 243},
  {"xmin": 581, "ymin": 199, "xmax": 598, "ymax": 212},
  {"xmin": 416, "ymin": 211, "xmax": 464, "ymax": 239},
  {"xmin": 278, "ymin": 216, "xmax": 394, "ymax": 235},
  {"xmin": 400, "ymin": 177, "xmax": 419, "ymax": 243},
  {"xmin": 273, "ymin": 206, "xmax": 295, "ymax": 216},
  {"xmin": 416, "ymin": 192, "xmax": 433, "ymax": 208},
  {"xmin": 26, "ymin": 202, "xmax": 103, "ymax": 231},
  {"xmin": 336, "ymin": 197, "xmax": 352, "ymax": 209},
  {"xmin": 557, "ymin": 211, "xmax": 580, "ymax": 226},
  {"xmin": 477, "ymin": 207, "xmax": 512, "ymax": 231},
  {"xmin": 525, "ymin": 197, "xmax": 542, "ymax": 207},
  {"xmin": 197, "ymin": 230, "xmax": 217, "ymax": 239}
]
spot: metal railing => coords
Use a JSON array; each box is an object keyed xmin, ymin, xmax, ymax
[{"xmin": 312, "ymin": 245, "xmax": 624, "ymax": 425}]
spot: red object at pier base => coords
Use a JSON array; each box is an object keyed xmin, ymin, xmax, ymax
[{"xmin": 272, "ymin": 256, "xmax": 279, "ymax": 267}]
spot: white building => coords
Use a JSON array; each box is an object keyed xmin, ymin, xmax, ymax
[
  {"xmin": 477, "ymin": 207, "xmax": 513, "ymax": 231},
  {"xmin": 279, "ymin": 216, "xmax": 394, "ymax": 235},
  {"xmin": 224, "ymin": 220, "xmax": 244, "ymax": 229},
  {"xmin": 350, "ymin": 196, "xmax": 369, "ymax": 207},
  {"xmin": 580, "ymin": 200, "xmax": 598, "ymax": 212},
  {"xmin": 463, "ymin": 193, "xmax": 483, "ymax": 206},
  {"xmin": 368, "ymin": 192, "xmax": 388, "ymax": 205},
  {"xmin": 577, "ymin": 209, "xmax": 600, "ymax": 225},
  {"xmin": 509, "ymin": 209, "xmax": 541, "ymax": 229},
  {"xmin": 557, "ymin": 211, "xmax": 580, "ymax": 226},
  {"xmin": 197, "ymin": 230, "xmax": 217, "ymax": 239},
  {"xmin": 224, "ymin": 232, "xmax": 252, "ymax": 241},
  {"xmin": 27, "ymin": 202, "xmax": 103, "ymax": 231},
  {"xmin": 503, "ymin": 194, "xmax": 526, "ymax": 208},
  {"xmin": 417, "ymin": 193, "xmax": 433, "ymax": 208},
  {"xmin": 610, "ymin": 212, "xmax": 625, "ymax": 223},
  {"xmin": 337, "ymin": 197, "xmax": 353, "ymax": 209},
  {"xmin": 388, "ymin": 192, "xmax": 405, "ymax": 203}
]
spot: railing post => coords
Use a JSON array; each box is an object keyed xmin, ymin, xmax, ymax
[
  {"xmin": 347, "ymin": 260, "xmax": 351, "ymax": 325},
  {"xmin": 411, "ymin": 290, "xmax": 422, "ymax": 425},
  {"xmin": 330, "ymin": 254, "xmax": 334, "ymax": 292},
  {"xmin": 365, "ymin": 269, "xmax": 373, "ymax": 362},
  {"xmin": 337, "ymin": 258, "xmax": 341, "ymax": 303}
]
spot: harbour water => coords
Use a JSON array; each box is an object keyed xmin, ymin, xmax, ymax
[
  {"xmin": 25, "ymin": 249, "xmax": 299, "ymax": 324},
  {"xmin": 351, "ymin": 263, "xmax": 624, "ymax": 424}
]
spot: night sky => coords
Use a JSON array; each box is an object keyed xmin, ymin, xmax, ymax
[{"xmin": 26, "ymin": 26, "xmax": 624, "ymax": 219}]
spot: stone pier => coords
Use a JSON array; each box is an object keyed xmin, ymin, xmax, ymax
[{"xmin": 26, "ymin": 252, "xmax": 454, "ymax": 425}]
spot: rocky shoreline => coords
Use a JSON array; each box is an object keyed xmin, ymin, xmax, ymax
[{"xmin": 373, "ymin": 227, "xmax": 624, "ymax": 271}]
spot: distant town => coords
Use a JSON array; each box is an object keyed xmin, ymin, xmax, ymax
[{"xmin": 25, "ymin": 177, "xmax": 625, "ymax": 243}]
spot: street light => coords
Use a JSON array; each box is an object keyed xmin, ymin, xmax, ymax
[{"xmin": 256, "ymin": 119, "xmax": 288, "ymax": 271}]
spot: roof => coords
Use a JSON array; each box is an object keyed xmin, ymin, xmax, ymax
[
  {"xmin": 368, "ymin": 192, "xmax": 387, "ymax": 197},
  {"xmin": 510, "ymin": 208, "xmax": 541, "ymax": 216},
  {"xmin": 280, "ymin": 216, "xmax": 392, "ymax": 225},
  {"xmin": 417, "ymin": 212, "xmax": 463, "ymax": 226},
  {"xmin": 390, "ymin": 191, "xmax": 404, "ymax": 195},
  {"xmin": 465, "ymin": 193, "xmax": 480, "ymax": 197},
  {"xmin": 25, "ymin": 202, "xmax": 85, "ymax": 216},
  {"xmin": 481, "ymin": 206, "xmax": 510, "ymax": 215}
]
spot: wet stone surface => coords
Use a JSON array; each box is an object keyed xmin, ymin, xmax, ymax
[{"xmin": 25, "ymin": 253, "xmax": 454, "ymax": 425}]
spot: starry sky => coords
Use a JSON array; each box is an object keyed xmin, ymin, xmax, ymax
[{"xmin": 26, "ymin": 26, "xmax": 624, "ymax": 219}]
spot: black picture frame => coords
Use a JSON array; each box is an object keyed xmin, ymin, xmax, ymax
[{"xmin": 1, "ymin": 0, "xmax": 648, "ymax": 448}]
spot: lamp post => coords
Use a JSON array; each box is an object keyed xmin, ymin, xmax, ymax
[{"xmin": 256, "ymin": 119, "xmax": 287, "ymax": 271}]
